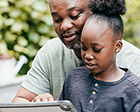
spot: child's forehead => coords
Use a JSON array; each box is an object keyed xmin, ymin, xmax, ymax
[
  {"xmin": 83, "ymin": 19, "xmax": 109, "ymax": 34},
  {"xmin": 87, "ymin": 18, "xmax": 108, "ymax": 28},
  {"xmin": 82, "ymin": 19, "xmax": 114, "ymax": 42}
]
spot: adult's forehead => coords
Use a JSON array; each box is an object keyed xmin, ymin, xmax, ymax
[{"xmin": 49, "ymin": 0, "xmax": 87, "ymax": 10}]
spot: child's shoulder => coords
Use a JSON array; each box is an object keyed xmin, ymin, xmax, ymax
[
  {"xmin": 66, "ymin": 66, "xmax": 91, "ymax": 79},
  {"xmin": 126, "ymin": 69, "xmax": 140, "ymax": 90},
  {"xmin": 69, "ymin": 66, "xmax": 89, "ymax": 74},
  {"xmin": 65, "ymin": 66, "xmax": 93, "ymax": 86}
]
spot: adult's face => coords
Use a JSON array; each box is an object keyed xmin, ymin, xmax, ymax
[{"xmin": 49, "ymin": 0, "xmax": 91, "ymax": 49}]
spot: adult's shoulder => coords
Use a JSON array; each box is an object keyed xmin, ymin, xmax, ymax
[
  {"xmin": 41, "ymin": 38, "xmax": 65, "ymax": 51},
  {"xmin": 38, "ymin": 38, "xmax": 72, "ymax": 55},
  {"xmin": 122, "ymin": 39, "xmax": 140, "ymax": 54},
  {"xmin": 46, "ymin": 38, "xmax": 62, "ymax": 46},
  {"xmin": 116, "ymin": 39, "xmax": 140, "ymax": 76}
]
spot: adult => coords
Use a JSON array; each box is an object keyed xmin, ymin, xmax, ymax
[{"xmin": 12, "ymin": 0, "xmax": 140, "ymax": 102}]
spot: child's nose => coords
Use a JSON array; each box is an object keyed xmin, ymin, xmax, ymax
[{"xmin": 85, "ymin": 53, "xmax": 94, "ymax": 60}]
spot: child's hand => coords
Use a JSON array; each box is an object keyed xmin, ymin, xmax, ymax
[{"xmin": 31, "ymin": 93, "xmax": 54, "ymax": 102}]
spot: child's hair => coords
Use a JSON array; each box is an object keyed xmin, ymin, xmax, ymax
[{"xmin": 87, "ymin": 0, "xmax": 127, "ymax": 39}]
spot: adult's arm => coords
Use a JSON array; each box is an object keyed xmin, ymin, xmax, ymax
[
  {"xmin": 13, "ymin": 38, "xmax": 66, "ymax": 102},
  {"xmin": 12, "ymin": 86, "xmax": 54, "ymax": 102},
  {"xmin": 12, "ymin": 41, "xmax": 52, "ymax": 103},
  {"xmin": 12, "ymin": 86, "xmax": 37, "ymax": 102}
]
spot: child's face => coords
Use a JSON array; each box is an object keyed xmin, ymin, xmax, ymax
[{"xmin": 81, "ymin": 20, "xmax": 119, "ymax": 75}]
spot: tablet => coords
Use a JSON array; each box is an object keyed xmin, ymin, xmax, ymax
[{"xmin": 0, "ymin": 100, "xmax": 77, "ymax": 112}]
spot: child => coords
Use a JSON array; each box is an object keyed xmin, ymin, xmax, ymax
[{"xmin": 59, "ymin": 0, "xmax": 140, "ymax": 112}]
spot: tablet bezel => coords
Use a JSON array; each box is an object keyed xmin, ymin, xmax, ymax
[{"xmin": 0, "ymin": 100, "xmax": 77, "ymax": 112}]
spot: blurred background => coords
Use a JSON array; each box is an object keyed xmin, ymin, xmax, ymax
[
  {"xmin": 0, "ymin": 0, "xmax": 140, "ymax": 103},
  {"xmin": 0, "ymin": 0, "xmax": 140, "ymax": 76},
  {"xmin": 0, "ymin": 0, "xmax": 57, "ymax": 76}
]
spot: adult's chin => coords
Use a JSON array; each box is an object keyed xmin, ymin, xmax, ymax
[
  {"xmin": 64, "ymin": 33, "xmax": 80, "ymax": 43},
  {"xmin": 65, "ymin": 41, "xmax": 81, "ymax": 50}
]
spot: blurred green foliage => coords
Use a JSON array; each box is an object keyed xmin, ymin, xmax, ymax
[
  {"xmin": 0, "ymin": 0, "xmax": 57, "ymax": 75},
  {"xmin": 123, "ymin": 0, "xmax": 140, "ymax": 48},
  {"xmin": 0, "ymin": 0, "xmax": 140, "ymax": 75}
]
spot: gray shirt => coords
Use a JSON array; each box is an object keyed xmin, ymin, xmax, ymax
[{"xmin": 22, "ymin": 38, "xmax": 140, "ymax": 100}]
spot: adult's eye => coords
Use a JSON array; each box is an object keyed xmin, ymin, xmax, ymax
[
  {"xmin": 54, "ymin": 18, "xmax": 62, "ymax": 23},
  {"xmin": 70, "ymin": 13, "xmax": 80, "ymax": 20}
]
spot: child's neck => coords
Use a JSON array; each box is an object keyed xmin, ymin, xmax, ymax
[{"xmin": 93, "ymin": 67, "xmax": 125, "ymax": 82}]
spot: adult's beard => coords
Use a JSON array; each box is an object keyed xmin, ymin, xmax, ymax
[
  {"xmin": 61, "ymin": 30, "xmax": 81, "ymax": 50},
  {"xmin": 66, "ymin": 40, "xmax": 81, "ymax": 50}
]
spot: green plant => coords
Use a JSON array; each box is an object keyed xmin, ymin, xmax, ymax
[
  {"xmin": 0, "ymin": 0, "xmax": 57, "ymax": 75},
  {"xmin": 123, "ymin": 0, "xmax": 140, "ymax": 48}
]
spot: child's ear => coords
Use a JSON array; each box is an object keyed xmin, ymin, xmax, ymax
[{"xmin": 115, "ymin": 40, "xmax": 123, "ymax": 53}]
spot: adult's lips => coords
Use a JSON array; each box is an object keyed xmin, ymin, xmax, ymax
[
  {"xmin": 64, "ymin": 34, "xmax": 78, "ymax": 42},
  {"xmin": 62, "ymin": 32, "xmax": 80, "ymax": 43}
]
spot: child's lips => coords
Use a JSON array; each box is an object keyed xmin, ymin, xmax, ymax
[{"xmin": 86, "ymin": 63, "xmax": 97, "ymax": 69}]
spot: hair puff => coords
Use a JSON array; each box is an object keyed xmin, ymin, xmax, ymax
[{"xmin": 88, "ymin": 0, "xmax": 127, "ymax": 15}]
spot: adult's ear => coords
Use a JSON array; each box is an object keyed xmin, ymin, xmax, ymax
[{"xmin": 115, "ymin": 40, "xmax": 123, "ymax": 53}]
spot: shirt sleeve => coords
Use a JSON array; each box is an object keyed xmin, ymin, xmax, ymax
[
  {"xmin": 125, "ymin": 73, "xmax": 140, "ymax": 112},
  {"xmin": 59, "ymin": 74, "xmax": 71, "ymax": 100},
  {"xmin": 21, "ymin": 42, "xmax": 51, "ymax": 95},
  {"xmin": 129, "ymin": 93, "xmax": 140, "ymax": 112},
  {"xmin": 59, "ymin": 82, "xmax": 66, "ymax": 100}
]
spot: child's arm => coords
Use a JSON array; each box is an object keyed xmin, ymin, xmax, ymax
[{"xmin": 59, "ymin": 80, "xmax": 70, "ymax": 100}]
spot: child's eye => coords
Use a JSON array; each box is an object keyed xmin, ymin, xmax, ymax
[
  {"xmin": 93, "ymin": 48, "xmax": 102, "ymax": 53},
  {"xmin": 81, "ymin": 46, "xmax": 87, "ymax": 51}
]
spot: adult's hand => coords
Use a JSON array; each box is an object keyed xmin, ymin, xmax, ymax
[
  {"xmin": 12, "ymin": 86, "xmax": 54, "ymax": 103},
  {"xmin": 31, "ymin": 93, "xmax": 54, "ymax": 102}
]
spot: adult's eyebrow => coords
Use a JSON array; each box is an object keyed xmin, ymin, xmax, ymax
[
  {"xmin": 91, "ymin": 43, "xmax": 99, "ymax": 46},
  {"xmin": 51, "ymin": 7, "xmax": 78, "ymax": 15},
  {"xmin": 66, "ymin": 7, "xmax": 78, "ymax": 12}
]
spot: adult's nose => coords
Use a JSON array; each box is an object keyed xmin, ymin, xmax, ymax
[{"xmin": 60, "ymin": 19, "xmax": 73, "ymax": 31}]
